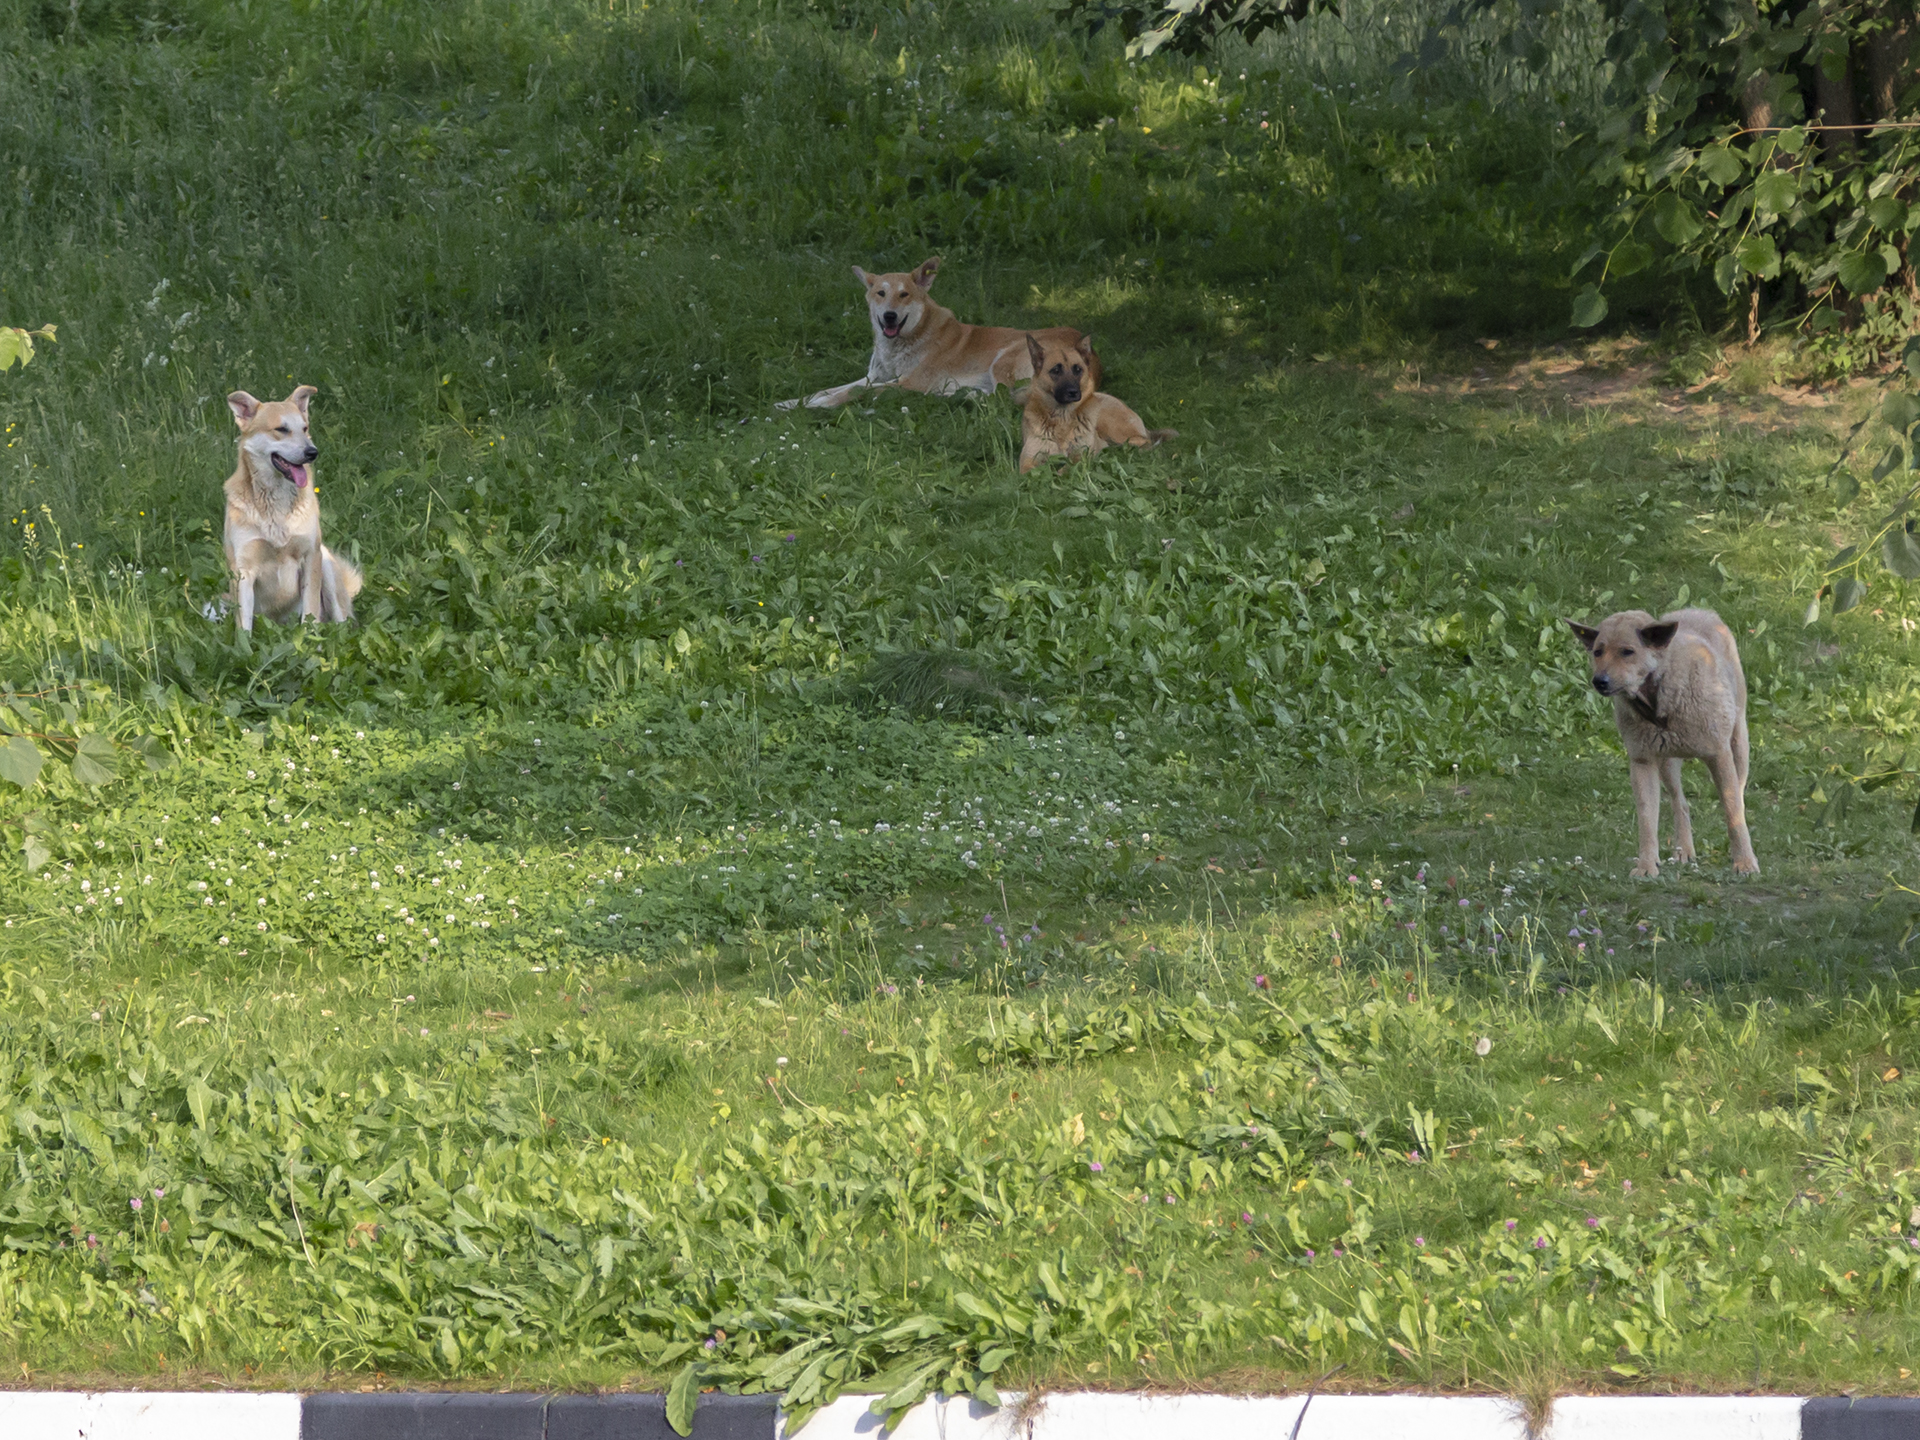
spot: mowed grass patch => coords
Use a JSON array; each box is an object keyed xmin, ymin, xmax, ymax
[{"xmin": 5, "ymin": 0, "xmax": 1920, "ymax": 1408}]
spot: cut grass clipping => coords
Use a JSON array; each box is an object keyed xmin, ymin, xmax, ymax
[{"xmin": 4, "ymin": 0, "xmax": 1920, "ymax": 1420}]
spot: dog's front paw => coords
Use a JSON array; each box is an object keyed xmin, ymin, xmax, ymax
[
  {"xmin": 774, "ymin": 397, "xmax": 801, "ymax": 411},
  {"xmin": 1630, "ymin": 861, "xmax": 1660, "ymax": 879},
  {"xmin": 1732, "ymin": 856, "xmax": 1760, "ymax": 876},
  {"xmin": 1670, "ymin": 848, "xmax": 1697, "ymax": 865}
]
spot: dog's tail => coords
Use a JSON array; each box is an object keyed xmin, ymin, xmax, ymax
[
  {"xmin": 1146, "ymin": 428, "xmax": 1178, "ymax": 445},
  {"xmin": 325, "ymin": 547, "xmax": 364, "ymax": 600}
]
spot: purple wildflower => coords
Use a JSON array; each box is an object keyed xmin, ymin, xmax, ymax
[
  {"xmin": 129, "ymin": 1197, "xmax": 142, "ymax": 1212},
  {"xmin": 1089, "ymin": 1161, "xmax": 1104, "ymax": 1173},
  {"xmin": 1253, "ymin": 974, "xmax": 1270, "ymax": 990},
  {"xmin": 1504, "ymin": 1219, "xmax": 1517, "ymax": 1231},
  {"xmin": 1585, "ymin": 1216, "xmax": 1600, "ymax": 1229},
  {"xmin": 1413, "ymin": 1236, "xmax": 1425, "ymax": 1247}
]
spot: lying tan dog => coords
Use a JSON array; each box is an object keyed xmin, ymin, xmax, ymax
[
  {"xmin": 780, "ymin": 257, "xmax": 1096, "ymax": 410},
  {"xmin": 1018, "ymin": 334, "xmax": 1174, "ymax": 474},
  {"xmin": 1567, "ymin": 608, "xmax": 1757, "ymax": 878},
  {"xmin": 221, "ymin": 386, "xmax": 361, "ymax": 633}
]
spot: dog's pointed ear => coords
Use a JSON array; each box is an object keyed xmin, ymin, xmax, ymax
[
  {"xmin": 852, "ymin": 265, "xmax": 873, "ymax": 287},
  {"xmin": 1639, "ymin": 620, "xmax": 1679, "ymax": 649},
  {"xmin": 227, "ymin": 391, "xmax": 261, "ymax": 427},
  {"xmin": 913, "ymin": 256, "xmax": 942, "ymax": 289},
  {"xmin": 288, "ymin": 385, "xmax": 318, "ymax": 418},
  {"xmin": 1076, "ymin": 334, "xmax": 1096, "ymax": 363},
  {"xmin": 1025, "ymin": 333, "xmax": 1046, "ymax": 372},
  {"xmin": 1565, "ymin": 619, "xmax": 1600, "ymax": 650}
]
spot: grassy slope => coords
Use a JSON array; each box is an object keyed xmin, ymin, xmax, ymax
[{"xmin": 3, "ymin": 0, "xmax": 1920, "ymax": 1404}]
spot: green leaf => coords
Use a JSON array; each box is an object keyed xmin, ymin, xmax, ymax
[
  {"xmin": 1752, "ymin": 169, "xmax": 1798, "ymax": 217},
  {"xmin": 0, "ymin": 735, "xmax": 44, "ymax": 790},
  {"xmin": 1805, "ymin": 597, "xmax": 1823, "ymax": 626},
  {"xmin": 1795, "ymin": 1065, "xmax": 1837, "ymax": 1092},
  {"xmin": 1651, "ymin": 193, "xmax": 1703, "ymax": 246},
  {"xmin": 137, "ymin": 734, "xmax": 177, "ymax": 772},
  {"xmin": 70, "ymin": 732, "xmax": 118, "ymax": 787},
  {"xmin": 1884, "ymin": 392, "xmax": 1920, "ymax": 434},
  {"xmin": 23, "ymin": 836, "xmax": 50, "ymax": 873},
  {"xmin": 1869, "ymin": 195, "xmax": 1909, "ymax": 233},
  {"xmin": 1833, "ymin": 576, "xmax": 1869, "ymax": 612},
  {"xmin": 1835, "ymin": 472, "xmax": 1860, "ymax": 507},
  {"xmin": 1839, "ymin": 249, "xmax": 1890, "ymax": 294},
  {"xmin": 187, "ymin": 1078, "xmax": 214, "ymax": 1130},
  {"xmin": 1884, "ymin": 526, "xmax": 1920, "ymax": 579},
  {"xmin": 1610, "ymin": 238, "xmax": 1654, "ymax": 278},
  {"xmin": 1570, "ymin": 285, "xmax": 1608, "ymax": 329},
  {"xmin": 978, "ymin": 1347, "xmax": 1015, "ymax": 1373},
  {"xmin": 666, "ymin": 1361, "xmax": 701, "ymax": 1438},
  {"xmin": 1697, "ymin": 146, "xmax": 1743, "ymax": 186},
  {"xmin": 1903, "ymin": 336, "xmax": 1920, "ymax": 380},
  {"xmin": 1874, "ymin": 444, "xmax": 1905, "ymax": 483},
  {"xmin": 0, "ymin": 326, "xmax": 53, "ymax": 375},
  {"xmin": 1713, "ymin": 252, "xmax": 1741, "ymax": 295},
  {"xmin": 1734, "ymin": 234, "xmax": 1781, "ymax": 280}
]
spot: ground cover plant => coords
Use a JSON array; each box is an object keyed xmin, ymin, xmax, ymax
[{"xmin": 7, "ymin": 0, "xmax": 1920, "ymax": 1418}]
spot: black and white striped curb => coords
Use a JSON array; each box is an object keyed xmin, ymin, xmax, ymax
[{"xmin": 1, "ymin": 1390, "xmax": 1914, "ymax": 1438}]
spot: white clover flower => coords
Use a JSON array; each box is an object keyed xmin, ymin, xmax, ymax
[{"xmin": 1475, "ymin": 1037, "xmax": 1493, "ymax": 1057}]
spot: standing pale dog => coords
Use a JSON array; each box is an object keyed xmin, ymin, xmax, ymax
[
  {"xmin": 1566, "ymin": 608, "xmax": 1757, "ymax": 878},
  {"xmin": 779, "ymin": 256, "xmax": 1096, "ymax": 410},
  {"xmin": 221, "ymin": 385, "xmax": 361, "ymax": 633}
]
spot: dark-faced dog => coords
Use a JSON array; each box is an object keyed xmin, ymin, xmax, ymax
[{"xmin": 1017, "ymin": 334, "xmax": 1173, "ymax": 474}]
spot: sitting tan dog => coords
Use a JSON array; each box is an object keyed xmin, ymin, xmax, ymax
[
  {"xmin": 1018, "ymin": 334, "xmax": 1174, "ymax": 474},
  {"xmin": 1567, "ymin": 608, "xmax": 1757, "ymax": 878},
  {"xmin": 780, "ymin": 257, "xmax": 1097, "ymax": 410},
  {"xmin": 221, "ymin": 385, "xmax": 361, "ymax": 633}
]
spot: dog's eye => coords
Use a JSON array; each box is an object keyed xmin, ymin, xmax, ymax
[
  {"xmin": 1620, "ymin": 648, "xmax": 1634, "ymax": 656},
  {"xmin": 275, "ymin": 425, "xmax": 289, "ymax": 434}
]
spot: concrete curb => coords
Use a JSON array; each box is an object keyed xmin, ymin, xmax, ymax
[{"xmin": 0, "ymin": 1390, "xmax": 1909, "ymax": 1439}]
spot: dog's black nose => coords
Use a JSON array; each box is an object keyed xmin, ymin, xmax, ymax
[
  {"xmin": 1056, "ymin": 385, "xmax": 1081, "ymax": 404},
  {"xmin": 882, "ymin": 311, "xmax": 899, "ymax": 326},
  {"xmin": 302, "ymin": 445, "xmax": 319, "ymax": 462},
  {"xmin": 1591, "ymin": 676, "xmax": 1611, "ymax": 695}
]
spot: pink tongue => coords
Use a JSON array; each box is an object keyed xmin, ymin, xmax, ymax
[{"xmin": 287, "ymin": 463, "xmax": 309, "ymax": 487}]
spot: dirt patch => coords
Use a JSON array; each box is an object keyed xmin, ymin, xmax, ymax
[{"xmin": 1385, "ymin": 339, "xmax": 1881, "ymax": 435}]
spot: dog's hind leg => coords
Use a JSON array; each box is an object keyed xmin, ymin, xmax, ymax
[
  {"xmin": 1732, "ymin": 712, "xmax": 1750, "ymax": 790},
  {"xmin": 1707, "ymin": 744, "xmax": 1759, "ymax": 876},
  {"xmin": 299, "ymin": 548, "xmax": 324, "ymax": 622},
  {"xmin": 1629, "ymin": 757, "xmax": 1662, "ymax": 879},
  {"xmin": 1660, "ymin": 758, "xmax": 1695, "ymax": 863}
]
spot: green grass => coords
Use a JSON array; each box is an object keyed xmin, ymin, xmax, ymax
[{"xmin": 4, "ymin": 0, "xmax": 1920, "ymax": 1412}]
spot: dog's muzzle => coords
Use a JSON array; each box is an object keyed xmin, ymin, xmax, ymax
[
  {"xmin": 272, "ymin": 445, "xmax": 319, "ymax": 488},
  {"xmin": 1590, "ymin": 675, "xmax": 1613, "ymax": 695},
  {"xmin": 1052, "ymin": 382, "xmax": 1082, "ymax": 405},
  {"xmin": 880, "ymin": 311, "xmax": 903, "ymax": 338}
]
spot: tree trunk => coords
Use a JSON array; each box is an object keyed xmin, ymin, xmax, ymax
[
  {"xmin": 1742, "ymin": 69, "xmax": 1776, "ymax": 131},
  {"xmin": 1817, "ymin": 41, "xmax": 1859, "ymax": 162},
  {"xmin": 1867, "ymin": 5, "xmax": 1916, "ymax": 119}
]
